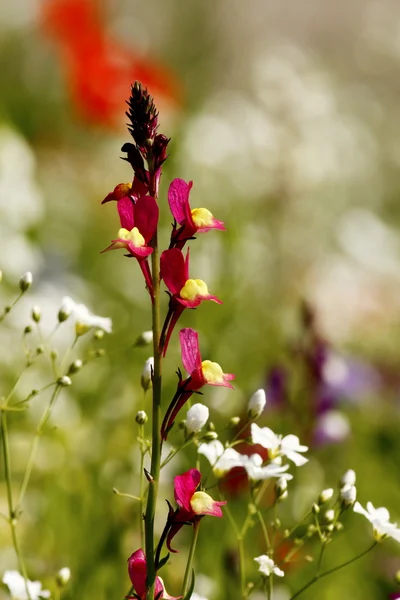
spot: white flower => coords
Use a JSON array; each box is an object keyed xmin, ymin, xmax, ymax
[
  {"xmin": 198, "ymin": 440, "xmax": 246, "ymax": 477},
  {"xmin": 2, "ymin": 571, "xmax": 50, "ymax": 600},
  {"xmin": 190, "ymin": 594, "xmax": 208, "ymax": 600},
  {"xmin": 248, "ymin": 389, "xmax": 266, "ymax": 419},
  {"xmin": 243, "ymin": 454, "xmax": 293, "ymax": 482},
  {"xmin": 141, "ymin": 357, "xmax": 154, "ymax": 391},
  {"xmin": 251, "ymin": 424, "xmax": 308, "ymax": 466},
  {"xmin": 56, "ymin": 567, "xmax": 71, "ymax": 587},
  {"xmin": 254, "ymin": 555, "xmax": 284, "ymax": 578},
  {"xmin": 353, "ymin": 501, "xmax": 400, "ymax": 542},
  {"xmin": 60, "ymin": 296, "xmax": 112, "ymax": 334},
  {"xmin": 340, "ymin": 484, "xmax": 357, "ymax": 507},
  {"xmin": 186, "ymin": 403, "xmax": 209, "ymax": 434},
  {"xmin": 340, "ymin": 469, "xmax": 356, "ymax": 487}
]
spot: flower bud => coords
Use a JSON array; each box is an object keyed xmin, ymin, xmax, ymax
[
  {"xmin": 141, "ymin": 357, "xmax": 154, "ymax": 391},
  {"xmin": 202, "ymin": 431, "xmax": 218, "ymax": 441},
  {"xmin": 36, "ymin": 345, "xmax": 45, "ymax": 355},
  {"xmin": 50, "ymin": 350, "xmax": 58, "ymax": 360},
  {"xmin": 56, "ymin": 567, "xmax": 71, "ymax": 587},
  {"xmin": 94, "ymin": 329, "xmax": 105, "ymax": 340},
  {"xmin": 318, "ymin": 488, "xmax": 334, "ymax": 505},
  {"xmin": 134, "ymin": 330, "xmax": 153, "ymax": 347},
  {"xmin": 57, "ymin": 376, "xmax": 72, "ymax": 387},
  {"xmin": 68, "ymin": 359, "xmax": 83, "ymax": 375},
  {"xmin": 135, "ymin": 410, "xmax": 148, "ymax": 425},
  {"xmin": 334, "ymin": 522, "xmax": 343, "ymax": 532},
  {"xmin": 340, "ymin": 484, "xmax": 356, "ymax": 507},
  {"xmin": 312, "ymin": 503, "xmax": 320, "ymax": 515},
  {"xmin": 24, "ymin": 325, "xmax": 32, "ymax": 335},
  {"xmin": 324, "ymin": 509, "xmax": 335, "ymax": 523},
  {"xmin": 19, "ymin": 272, "xmax": 32, "ymax": 292},
  {"xmin": 340, "ymin": 469, "xmax": 356, "ymax": 487},
  {"xmin": 31, "ymin": 306, "xmax": 41, "ymax": 323},
  {"xmin": 58, "ymin": 305, "xmax": 71, "ymax": 323},
  {"xmin": 248, "ymin": 389, "xmax": 266, "ymax": 420},
  {"xmin": 206, "ymin": 421, "xmax": 216, "ymax": 432},
  {"xmin": 229, "ymin": 416, "xmax": 241, "ymax": 427},
  {"xmin": 275, "ymin": 477, "xmax": 288, "ymax": 501},
  {"xmin": 186, "ymin": 403, "xmax": 209, "ymax": 434}
]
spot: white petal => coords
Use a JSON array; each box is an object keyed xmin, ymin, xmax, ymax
[
  {"xmin": 251, "ymin": 423, "xmax": 278, "ymax": 448},
  {"xmin": 198, "ymin": 440, "xmax": 224, "ymax": 464},
  {"xmin": 282, "ymin": 434, "xmax": 308, "ymax": 453},
  {"xmin": 285, "ymin": 450, "xmax": 308, "ymax": 466}
]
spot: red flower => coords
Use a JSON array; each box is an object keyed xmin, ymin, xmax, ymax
[
  {"xmin": 102, "ymin": 177, "xmax": 149, "ymax": 205},
  {"xmin": 168, "ymin": 179, "xmax": 225, "ymax": 249},
  {"xmin": 41, "ymin": 0, "xmax": 181, "ymax": 128},
  {"xmin": 166, "ymin": 468, "xmax": 226, "ymax": 552},
  {"xmin": 127, "ymin": 549, "xmax": 179, "ymax": 600},
  {"xmin": 160, "ymin": 248, "xmax": 222, "ymax": 355},
  {"xmin": 161, "ymin": 328, "xmax": 234, "ymax": 439},
  {"xmin": 102, "ymin": 194, "xmax": 158, "ymax": 298}
]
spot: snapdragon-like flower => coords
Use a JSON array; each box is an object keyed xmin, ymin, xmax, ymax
[
  {"xmin": 60, "ymin": 296, "xmax": 112, "ymax": 335},
  {"xmin": 251, "ymin": 424, "xmax": 308, "ymax": 466},
  {"xmin": 102, "ymin": 193, "xmax": 158, "ymax": 298},
  {"xmin": 186, "ymin": 403, "xmax": 209, "ymax": 434},
  {"xmin": 2, "ymin": 571, "xmax": 50, "ymax": 600},
  {"xmin": 161, "ymin": 328, "xmax": 234, "ymax": 439},
  {"xmin": 166, "ymin": 468, "xmax": 226, "ymax": 552},
  {"xmin": 160, "ymin": 248, "xmax": 222, "ymax": 355},
  {"xmin": 254, "ymin": 555, "xmax": 284, "ymax": 578},
  {"xmin": 168, "ymin": 178, "xmax": 225, "ymax": 249},
  {"xmin": 353, "ymin": 502, "xmax": 400, "ymax": 543},
  {"xmin": 127, "ymin": 549, "xmax": 179, "ymax": 599}
]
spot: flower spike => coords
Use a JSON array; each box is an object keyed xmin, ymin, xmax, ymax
[{"xmin": 168, "ymin": 178, "xmax": 225, "ymax": 249}]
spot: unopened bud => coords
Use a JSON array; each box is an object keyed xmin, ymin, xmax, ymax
[
  {"xmin": 58, "ymin": 306, "xmax": 71, "ymax": 323},
  {"xmin": 318, "ymin": 488, "xmax": 334, "ymax": 505},
  {"xmin": 68, "ymin": 359, "xmax": 83, "ymax": 375},
  {"xmin": 24, "ymin": 325, "xmax": 32, "ymax": 335},
  {"xmin": 334, "ymin": 522, "xmax": 343, "ymax": 532},
  {"xmin": 340, "ymin": 469, "xmax": 356, "ymax": 488},
  {"xmin": 202, "ymin": 431, "xmax": 218, "ymax": 441},
  {"xmin": 206, "ymin": 421, "xmax": 216, "ymax": 432},
  {"xmin": 19, "ymin": 272, "xmax": 32, "ymax": 292},
  {"xmin": 248, "ymin": 389, "xmax": 266, "ymax": 420},
  {"xmin": 141, "ymin": 357, "xmax": 154, "ymax": 391},
  {"xmin": 36, "ymin": 345, "xmax": 45, "ymax": 355},
  {"xmin": 50, "ymin": 349, "xmax": 58, "ymax": 361},
  {"xmin": 324, "ymin": 509, "xmax": 335, "ymax": 523},
  {"xmin": 56, "ymin": 567, "xmax": 71, "ymax": 587},
  {"xmin": 134, "ymin": 330, "xmax": 153, "ymax": 347},
  {"xmin": 94, "ymin": 329, "xmax": 105, "ymax": 340},
  {"xmin": 307, "ymin": 524, "xmax": 317, "ymax": 536},
  {"xmin": 277, "ymin": 490, "xmax": 288, "ymax": 503},
  {"xmin": 340, "ymin": 484, "xmax": 357, "ymax": 507},
  {"xmin": 186, "ymin": 403, "xmax": 209, "ymax": 434},
  {"xmin": 135, "ymin": 410, "xmax": 148, "ymax": 425},
  {"xmin": 31, "ymin": 306, "xmax": 41, "ymax": 323},
  {"xmin": 326, "ymin": 523, "xmax": 335, "ymax": 532},
  {"xmin": 58, "ymin": 376, "xmax": 72, "ymax": 387},
  {"xmin": 229, "ymin": 416, "xmax": 241, "ymax": 427},
  {"xmin": 275, "ymin": 477, "xmax": 288, "ymax": 500},
  {"xmin": 312, "ymin": 503, "xmax": 320, "ymax": 515}
]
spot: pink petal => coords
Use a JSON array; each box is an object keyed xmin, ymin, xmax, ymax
[
  {"xmin": 208, "ymin": 372, "xmax": 235, "ymax": 389},
  {"xmin": 174, "ymin": 469, "xmax": 201, "ymax": 510},
  {"xmin": 127, "ymin": 549, "xmax": 147, "ymax": 598},
  {"xmin": 134, "ymin": 195, "xmax": 159, "ymax": 243},
  {"xmin": 127, "ymin": 244, "xmax": 153, "ymax": 259},
  {"xmin": 179, "ymin": 328, "xmax": 202, "ymax": 374},
  {"xmin": 117, "ymin": 196, "xmax": 135, "ymax": 230},
  {"xmin": 168, "ymin": 178, "xmax": 193, "ymax": 224},
  {"xmin": 202, "ymin": 500, "xmax": 227, "ymax": 517},
  {"xmin": 131, "ymin": 176, "xmax": 149, "ymax": 200},
  {"xmin": 160, "ymin": 249, "xmax": 187, "ymax": 295},
  {"xmin": 197, "ymin": 218, "xmax": 226, "ymax": 233}
]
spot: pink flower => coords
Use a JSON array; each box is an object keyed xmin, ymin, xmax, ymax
[
  {"xmin": 102, "ymin": 193, "xmax": 158, "ymax": 298},
  {"xmin": 166, "ymin": 468, "xmax": 226, "ymax": 552},
  {"xmin": 161, "ymin": 328, "xmax": 234, "ymax": 439},
  {"xmin": 160, "ymin": 248, "xmax": 222, "ymax": 355},
  {"xmin": 168, "ymin": 179, "xmax": 225, "ymax": 249},
  {"xmin": 127, "ymin": 549, "xmax": 179, "ymax": 600},
  {"xmin": 101, "ymin": 177, "xmax": 149, "ymax": 205}
]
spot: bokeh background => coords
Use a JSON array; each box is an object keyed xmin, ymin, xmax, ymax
[{"xmin": 1, "ymin": 0, "xmax": 400, "ymax": 598}]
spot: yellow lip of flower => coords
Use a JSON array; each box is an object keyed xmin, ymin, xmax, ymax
[
  {"xmin": 201, "ymin": 360, "xmax": 224, "ymax": 384},
  {"xmin": 179, "ymin": 278, "xmax": 209, "ymax": 301},
  {"xmin": 114, "ymin": 182, "xmax": 132, "ymax": 198},
  {"xmin": 190, "ymin": 491, "xmax": 215, "ymax": 514},
  {"xmin": 191, "ymin": 207, "xmax": 214, "ymax": 228},
  {"xmin": 117, "ymin": 227, "xmax": 145, "ymax": 247}
]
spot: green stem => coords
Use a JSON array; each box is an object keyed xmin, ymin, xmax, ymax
[
  {"xmin": 139, "ymin": 424, "xmax": 146, "ymax": 548},
  {"xmin": 182, "ymin": 520, "xmax": 200, "ymax": 597},
  {"xmin": 288, "ymin": 542, "xmax": 378, "ymax": 600},
  {"xmin": 144, "ymin": 164, "xmax": 162, "ymax": 599},
  {"xmin": 1, "ymin": 411, "xmax": 32, "ymax": 600},
  {"xmin": 16, "ymin": 384, "xmax": 61, "ymax": 510}
]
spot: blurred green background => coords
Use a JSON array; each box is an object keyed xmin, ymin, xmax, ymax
[{"xmin": 1, "ymin": 0, "xmax": 400, "ymax": 598}]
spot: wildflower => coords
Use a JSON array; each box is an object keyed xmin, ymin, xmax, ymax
[
  {"xmin": 160, "ymin": 248, "xmax": 222, "ymax": 355},
  {"xmin": 127, "ymin": 549, "xmax": 179, "ymax": 599},
  {"xmin": 60, "ymin": 296, "xmax": 112, "ymax": 335},
  {"xmin": 243, "ymin": 454, "xmax": 293, "ymax": 482},
  {"xmin": 353, "ymin": 502, "xmax": 400, "ymax": 543},
  {"xmin": 186, "ymin": 403, "xmax": 209, "ymax": 434},
  {"xmin": 340, "ymin": 484, "xmax": 357, "ymax": 507},
  {"xmin": 166, "ymin": 468, "xmax": 226, "ymax": 552},
  {"xmin": 101, "ymin": 194, "xmax": 158, "ymax": 298},
  {"xmin": 102, "ymin": 178, "xmax": 148, "ymax": 205},
  {"xmin": 161, "ymin": 328, "xmax": 234, "ymax": 439},
  {"xmin": 248, "ymin": 388, "xmax": 266, "ymax": 419},
  {"xmin": 254, "ymin": 555, "xmax": 284, "ymax": 578},
  {"xmin": 168, "ymin": 179, "xmax": 225, "ymax": 249},
  {"xmin": 251, "ymin": 424, "xmax": 308, "ymax": 466},
  {"xmin": 198, "ymin": 440, "xmax": 245, "ymax": 477},
  {"xmin": 2, "ymin": 571, "xmax": 50, "ymax": 600}
]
